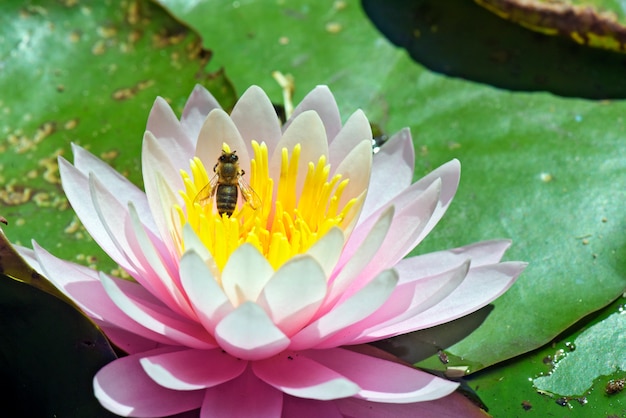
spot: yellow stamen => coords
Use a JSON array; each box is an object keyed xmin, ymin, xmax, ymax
[{"xmin": 174, "ymin": 141, "xmax": 364, "ymax": 271}]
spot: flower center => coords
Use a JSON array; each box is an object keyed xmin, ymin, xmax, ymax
[{"xmin": 174, "ymin": 141, "xmax": 362, "ymax": 271}]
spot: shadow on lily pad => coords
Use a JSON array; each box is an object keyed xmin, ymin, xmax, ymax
[{"xmin": 362, "ymin": 0, "xmax": 626, "ymax": 99}]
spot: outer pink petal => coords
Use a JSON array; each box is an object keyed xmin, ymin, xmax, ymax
[
  {"xmin": 181, "ymin": 84, "xmax": 222, "ymax": 143},
  {"xmin": 71, "ymin": 144, "xmax": 158, "ymax": 235},
  {"xmin": 365, "ymin": 261, "xmax": 527, "ymax": 337},
  {"xmin": 146, "ymin": 96, "xmax": 195, "ymax": 171},
  {"xmin": 303, "ymin": 348, "xmax": 458, "ymax": 403},
  {"xmin": 328, "ymin": 110, "xmax": 372, "ymax": 170},
  {"xmin": 335, "ymin": 392, "xmax": 488, "ymax": 418},
  {"xmin": 214, "ymin": 302, "xmax": 290, "ymax": 360},
  {"xmin": 101, "ymin": 325, "xmax": 161, "ymax": 354},
  {"xmin": 94, "ymin": 348, "xmax": 205, "ymax": 417},
  {"xmin": 99, "ymin": 272, "xmax": 217, "ymax": 349},
  {"xmin": 32, "ymin": 242, "xmax": 178, "ymax": 346},
  {"xmin": 200, "ymin": 369, "xmax": 283, "ymax": 418},
  {"xmin": 362, "ymin": 128, "xmax": 414, "ymax": 218},
  {"xmin": 140, "ymin": 347, "xmax": 247, "ymax": 390},
  {"xmin": 253, "ymin": 352, "xmax": 360, "ymax": 400},
  {"xmin": 315, "ymin": 261, "xmax": 470, "ymax": 348},
  {"xmin": 282, "ymin": 396, "xmax": 343, "ymax": 418},
  {"xmin": 230, "ymin": 85, "xmax": 283, "ymax": 156},
  {"xmin": 285, "ymin": 85, "xmax": 341, "ymax": 142},
  {"xmin": 58, "ymin": 157, "xmax": 134, "ymax": 275},
  {"xmin": 142, "ymin": 131, "xmax": 184, "ymax": 256},
  {"xmin": 394, "ymin": 239, "xmax": 513, "ymax": 280}
]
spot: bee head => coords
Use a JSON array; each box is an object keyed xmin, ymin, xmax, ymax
[{"xmin": 219, "ymin": 150, "xmax": 238, "ymax": 164}]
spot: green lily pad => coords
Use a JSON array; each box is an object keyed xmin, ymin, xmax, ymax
[
  {"xmin": 533, "ymin": 311, "xmax": 626, "ymax": 396},
  {"xmin": 0, "ymin": 273, "xmax": 117, "ymax": 416},
  {"xmin": 0, "ymin": 0, "xmax": 235, "ymax": 275}
]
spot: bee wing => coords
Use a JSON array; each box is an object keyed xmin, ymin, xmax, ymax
[
  {"xmin": 238, "ymin": 177, "xmax": 262, "ymax": 210},
  {"xmin": 193, "ymin": 174, "xmax": 219, "ymax": 207}
]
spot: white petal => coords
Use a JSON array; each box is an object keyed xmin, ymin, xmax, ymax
[
  {"xmin": 331, "ymin": 139, "xmax": 372, "ymax": 209},
  {"xmin": 230, "ymin": 85, "xmax": 282, "ymax": 156},
  {"xmin": 181, "ymin": 84, "xmax": 222, "ymax": 142},
  {"xmin": 221, "ymin": 244, "xmax": 275, "ymax": 306},
  {"xmin": 328, "ymin": 110, "xmax": 372, "ymax": 169},
  {"xmin": 256, "ymin": 255, "xmax": 328, "ymax": 336},
  {"xmin": 269, "ymin": 110, "xmax": 329, "ymax": 196},
  {"xmin": 179, "ymin": 250, "xmax": 233, "ymax": 333},
  {"xmin": 289, "ymin": 269, "xmax": 398, "ymax": 350},
  {"xmin": 305, "ymin": 227, "xmax": 345, "ymax": 278},
  {"xmin": 195, "ymin": 109, "xmax": 250, "ymax": 176},
  {"xmin": 214, "ymin": 302, "xmax": 290, "ymax": 360},
  {"xmin": 362, "ymin": 128, "xmax": 414, "ymax": 218},
  {"xmin": 285, "ymin": 85, "xmax": 341, "ymax": 142}
]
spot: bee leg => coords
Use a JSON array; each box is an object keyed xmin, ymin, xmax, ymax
[
  {"xmin": 240, "ymin": 169, "xmax": 245, "ymax": 176},
  {"xmin": 213, "ymin": 162, "xmax": 219, "ymax": 173}
]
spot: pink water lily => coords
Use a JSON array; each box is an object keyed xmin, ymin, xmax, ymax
[{"xmin": 20, "ymin": 85, "xmax": 525, "ymax": 417}]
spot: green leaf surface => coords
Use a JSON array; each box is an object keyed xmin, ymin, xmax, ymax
[
  {"xmin": 533, "ymin": 311, "xmax": 626, "ymax": 396},
  {"xmin": 0, "ymin": 273, "xmax": 117, "ymax": 416},
  {"xmin": 465, "ymin": 297, "xmax": 626, "ymax": 416},
  {"xmin": 155, "ymin": 0, "xmax": 626, "ymax": 372},
  {"xmin": 0, "ymin": 0, "xmax": 235, "ymax": 275}
]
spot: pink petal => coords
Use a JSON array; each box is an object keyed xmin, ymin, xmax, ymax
[
  {"xmin": 362, "ymin": 128, "xmax": 414, "ymax": 218},
  {"xmin": 58, "ymin": 157, "xmax": 134, "ymax": 274},
  {"xmin": 100, "ymin": 325, "xmax": 161, "ymax": 354},
  {"xmin": 71, "ymin": 144, "xmax": 158, "ymax": 235},
  {"xmin": 256, "ymin": 255, "xmax": 328, "ymax": 336},
  {"xmin": 253, "ymin": 352, "xmax": 360, "ymax": 400},
  {"xmin": 269, "ymin": 110, "xmax": 329, "ymax": 197},
  {"xmin": 326, "ymin": 207, "xmax": 394, "ymax": 307},
  {"xmin": 303, "ymin": 348, "xmax": 458, "ymax": 402},
  {"xmin": 368, "ymin": 261, "xmax": 526, "ymax": 335},
  {"xmin": 181, "ymin": 84, "xmax": 222, "ymax": 143},
  {"xmin": 214, "ymin": 302, "xmax": 290, "ymax": 360},
  {"xmin": 141, "ymin": 131, "xmax": 184, "ymax": 255},
  {"xmin": 394, "ymin": 239, "xmax": 513, "ymax": 279},
  {"xmin": 99, "ymin": 272, "xmax": 216, "ymax": 349},
  {"xmin": 195, "ymin": 109, "xmax": 251, "ymax": 178},
  {"xmin": 328, "ymin": 110, "xmax": 372, "ymax": 170},
  {"xmin": 126, "ymin": 203, "xmax": 194, "ymax": 318},
  {"xmin": 33, "ymin": 242, "xmax": 178, "ymax": 346},
  {"xmin": 230, "ymin": 85, "xmax": 283, "ymax": 156},
  {"xmin": 282, "ymin": 396, "xmax": 343, "ymax": 418},
  {"xmin": 146, "ymin": 96, "xmax": 195, "ymax": 171},
  {"xmin": 339, "ymin": 179, "xmax": 442, "ymax": 301},
  {"xmin": 200, "ymin": 369, "xmax": 283, "ymax": 418},
  {"xmin": 221, "ymin": 244, "xmax": 274, "ymax": 306},
  {"xmin": 140, "ymin": 347, "xmax": 247, "ymax": 390},
  {"xmin": 94, "ymin": 348, "xmax": 205, "ymax": 417},
  {"xmin": 335, "ymin": 391, "xmax": 486, "ymax": 418},
  {"xmin": 179, "ymin": 249, "xmax": 233, "ymax": 333},
  {"xmin": 316, "ymin": 261, "xmax": 470, "ymax": 348},
  {"xmin": 289, "ymin": 269, "xmax": 398, "ymax": 350},
  {"xmin": 285, "ymin": 85, "xmax": 341, "ymax": 142}
]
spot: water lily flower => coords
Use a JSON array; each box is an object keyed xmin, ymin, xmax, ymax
[{"xmin": 20, "ymin": 85, "xmax": 525, "ymax": 417}]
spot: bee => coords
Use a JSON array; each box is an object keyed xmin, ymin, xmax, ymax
[{"xmin": 194, "ymin": 150, "xmax": 261, "ymax": 217}]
